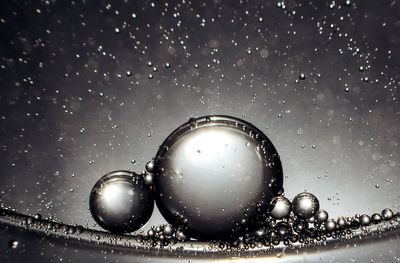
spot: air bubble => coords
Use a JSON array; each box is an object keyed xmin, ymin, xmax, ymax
[{"xmin": 8, "ymin": 240, "xmax": 18, "ymax": 249}]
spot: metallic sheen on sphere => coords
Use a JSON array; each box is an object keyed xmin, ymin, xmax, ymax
[
  {"xmin": 371, "ymin": 213, "xmax": 382, "ymax": 224},
  {"xmin": 315, "ymin": 209, "xmax": 329, "ymax": 222},
  {"xmin": 269, "ymin": 196, "xmax": 291, "ymax": 219},
  {"xmin": 154, "ymin": 116, "xmax": 284, "ymax": 239},
  {"xmin": 292, "ymin": 192, "xmax": 320, "ymax": 219},
  {"xmin": 382, "ymin": 208, "xmax": 393, "ymax": 220},
  {"xmin": 89, "ymin": 171, "xmax": 154, "ymax": 233},
  {"xmin": 359, "ymin": 214, "xmax": 371, "ymax": 226},
  {"xmin": 325, "ymin": 219, "xmax": 337, "ymax": 232}
]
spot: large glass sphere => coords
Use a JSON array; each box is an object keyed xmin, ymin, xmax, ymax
[{"xmin": 153, "ymin": 115, "xmax": 283, "ymax": 239}]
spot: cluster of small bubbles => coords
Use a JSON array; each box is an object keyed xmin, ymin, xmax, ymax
[
  {"xmin": 132, "ymin": 224, "xmax": 182, "ymax": 247},
  {"xmin": 1, "ymin": 203, "xmax": 399, "ymax": 251}
]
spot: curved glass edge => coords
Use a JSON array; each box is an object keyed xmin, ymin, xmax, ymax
[{"xmin": 1, "ymin": 208, "xmax": 400, "ymax": 261}]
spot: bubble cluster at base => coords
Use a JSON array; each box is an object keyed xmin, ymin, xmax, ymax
[
  {"xmin": 87, "ymin": 172, "xmax": 400, "ymax": 248},
  {"xmin": 86, "ymin": 115, "xmax": 400, "ymax": 247}
]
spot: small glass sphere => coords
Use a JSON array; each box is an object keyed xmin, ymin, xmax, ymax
[
  {"xmin": 359, "ymin": 214, "xmax": 371, "ymax": 226},
  {"xmin": 325, "ymin": 219, "xmax": 336, "ymax": 232},
  {"xmin": 315, "ymin": 209, "xmax": 329, "ymax": 222},
  {"xmin": 293, "ymin": 219, "xmax": 308, "ymax": 233},
  {"xmin": 275, "ymin": 221, "xmax": 290, "ymax": 237},
  {"xmin": 162, "ymin": 224, "xmax": 175, "ymax": 236},
  {"xmin": 382, "ymin": 208, "xmax": 393, "ymax": 220},
  {"xmin": 337, "ymin": 217, "xmax": 346, "ymax": 228},
  {"xmin": 145, "ymin": 160, "xmax": 156, "ymax": 173},
  {"xmin": 269, "ymin": 196, "xmax": 291, "ymax": 219},
  {"xmin": 89, "ymin": 170, "xmax": 154, "ymax": 233},
  {"xmin": 153, "ymin": 116, "xmax": 284, "ymax": 239},
  {"xmin": 371, "ymin": 213, "xmax": 382, "ymax": 224},
  {"xmin": 292, "ymin": 192, "xmax": 319, "ymax": 219}
]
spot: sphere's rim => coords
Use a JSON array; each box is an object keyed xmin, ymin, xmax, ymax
[{"xmin": 154, "ymin": 115, "xmax": 283, "ymax": 161}]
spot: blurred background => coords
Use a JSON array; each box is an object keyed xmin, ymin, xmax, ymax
[{"xmin": 0, "ymin": 0, "xmax": 400, "ymax": 261}]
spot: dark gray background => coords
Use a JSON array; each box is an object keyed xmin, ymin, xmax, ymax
[{"xmin": 0, "ymin": 0, "xmax": 400, "ymax": 261}]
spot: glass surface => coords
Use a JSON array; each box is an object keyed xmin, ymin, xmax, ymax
[{"xmin": 0, "ymin": 0, "xmax": 400, "ymax": 262}]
